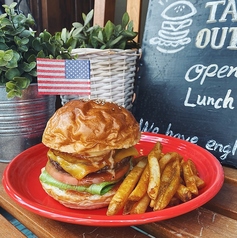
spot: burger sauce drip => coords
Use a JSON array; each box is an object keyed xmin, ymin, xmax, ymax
[{"xmin": 106, "ymin": 150, "xmax": 115, "ymax": 179}]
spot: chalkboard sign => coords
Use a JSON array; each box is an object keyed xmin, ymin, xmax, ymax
[{"xmin": 133, "ymin": 0, "xmax": 237, "ymax": 167}]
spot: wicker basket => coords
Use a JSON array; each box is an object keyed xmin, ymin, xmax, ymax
[{"xmin": 60, "ymin": 48, "xmax": 140, "ymax": 110}]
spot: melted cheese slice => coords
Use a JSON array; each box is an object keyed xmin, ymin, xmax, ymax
[
  {"xmin": 48, "ymin": 147, "xmax": 138, "ymax": 180},
  {"xmin": 114, "ymin": 146, "xmax": 138, "ymax": 163}
]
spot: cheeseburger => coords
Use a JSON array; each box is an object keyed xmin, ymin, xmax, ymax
[{"xmin": 39, "ymin": 99, "xmax": 141, "ymax": 209}]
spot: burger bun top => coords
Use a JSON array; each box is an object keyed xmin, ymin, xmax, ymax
[{"xmin": 42, "ymin": 99, "xmax": 141, "ymax": 155}]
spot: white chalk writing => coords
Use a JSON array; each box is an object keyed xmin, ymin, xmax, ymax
[{"xmin": 140, "ymin": 118, "xmax": 237, "ymax": 161}]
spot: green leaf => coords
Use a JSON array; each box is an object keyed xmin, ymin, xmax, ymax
[
  {"xmin": 13, "ymin": 14, "xmax": 26, "ymax": 25},
  {"xmin": 3, "ymin": 50, "xmax": 13, "ymax": 61},
  {"xmin": 21, "ymin": 37, "xmax": 30, "ymax": 45},
  {"xmin": 23, "ymin": 49, "xmax": 36, "ymax": 62},
  {"xmin": 21, "ymin": 61, "xmax": 36, "ymax": 72},
  {"xmin": 0, "ymin": 58, "xmax": 8, "ymax": 66},
  {"xmin": 104, "ymin": 20, "xmax": 114, "ymax": 41},
  {"xmin": 12, "ymin": 51, "xmax": 20, "ymax": 62},
  {"xmin": 114, "ymin": 24, "xmax": 122, "ymax": 35},
  {"xmin": 72, "ymin": 25, "xmax": 84, "ymax": 37},
  {"xmin": 25, "ymin": 14, "xmax": 35, "ymax": 26},
  {"xmin": 65, "ymin": 38, "xmax": 77, "ymax": 49},
  {"xmin": 122, "ymin": 12, "xmax": 129, "ymax": 29},
  {"xmin": 122, "ymin": 30, "xmax": 138, "ymax": 39},
  {"xmin": 0, "ymin": 50, "xmax": 5, "ymax": 58},
  {"xmin": 36, "ymin": 50, "xmax": 46, "ymax": 58},
  {"xmin": 39, "ymin": 30, "xmax": 52, "ymax": 42},
  {"xmin": 61, "ymin": 28, "xmax": 67, "ymax": 43},
  {"xmin": 82, "ymin": 12, "xmax": 86, "ymax": 22},
  {"xmin": 0, "ymin": 43, "xmax": 8, "ymax": 50},
  {"xmin": 108, "ymin": 35, "xmax": 124, "ymax": 48},
  {"xmin": 5, "ymin": 68, "xmax": 21, "ymax": 80},
  {"xmin": 6, "ymin": 77, "xmax": 30, "ymax": 98},
  {"xmin": 84, "ymin": 9, "xmax": 94, "ymax": 26},
  {"xmin": 19, "ymin": 45, "xmax": 28, "ymax": 52},
  {"xmin": 87, "ymin": 25, "xmax": 99, "ymax": 33},
  {"xmin": 13, "ymin": 77, "xmax": 31, "ymax": 89},
  {"xmin": 0, "ymin": 13, "xmax": 8, "ymax": 20},
  {"xmin": 26, "ymin": 53, "xmax": 36, "ymax": 63},
  {"xmin": 5, "ymin": 81, "xmax": 16, "ymax": 91},
  {"xmin": 72, "ymin": 22, "xmax": 83, "ymax": 28},
  {"xmin": 4, "ymin": 51, "xmax": 20, "ymax": 68},
  {"xmin": 127, "ymin": 21, "xmax": 134, "ymax": 32},
  {"xmin": 0, "ymin": 17, "xmax": 11, "ymax": 26},
  {"xmin": 32, "ymin": 38, "xmax": 43, "ymax": 51},
  {"xmin": 7, "ymin": 2, "xmax": 18, "ymax": 9},
  {"xmin": 118, "ymin": 41, "xmax": 126, "ymax": 50},
  {"xmin": 19, "ymin": 30, "xmax": 33, "ymax": 38},
  {"xmin": 5, "ymin": 60, "xmax": 18, "ymax": 69},
  {"xmin": 29, "ymin": 68, "xmax": 37, "ymax": 77},
  {"xmin": 0, "ymin": 36, "xmax": 5, "ymax": 42},
  {"xmin": 92, "ymin": 36, "xmax": 105, "ymax": 45},
  {"xmin": 6, "ymin": 59, "xmax": 18, "ymax": 68},
  {"xmin": 7, "ymin": 89, "xmax": 22, "ymax": 98},
  {"xmin": 46, "ymin": 42, "xmax": 56, "ymax": 56},
  {"xmin": 14, "ymin": 36, "xmax": 21, "ymax": 45},
  {"xmin": 98, "ymin": 30, "xmax": 104, "ymax": 42}
]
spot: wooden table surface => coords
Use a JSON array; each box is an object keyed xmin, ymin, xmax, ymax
[{"xmin": 1, "ymin": 162, "xmax": 237, "ymax": 238}]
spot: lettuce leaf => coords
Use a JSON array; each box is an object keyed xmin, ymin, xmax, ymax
[{"xmin": 39, "ymin": 169, "xmax": 117, "ymax": 195}]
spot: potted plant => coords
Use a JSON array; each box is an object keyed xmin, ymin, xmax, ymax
[
  {"xmin": 0, "ymin": 3, "xmax": 70, "ymax": 162},
  {"xmin": 60, "ymin": 9, "xmax": 138, "ymax": 49},
  {"xmin": 0, "ymin": 3, "xmax": 74, "ymax": 98},
  {"xmin": 56, "ymin": 10, "xmax": 140, "ymax": 109}
]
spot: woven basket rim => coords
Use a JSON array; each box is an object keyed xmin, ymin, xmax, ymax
[{"xmin": 71, "ymin": 48, "xmax": 140, "ymax": 56}]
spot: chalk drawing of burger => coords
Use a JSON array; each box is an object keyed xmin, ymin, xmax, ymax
[{"xmin": 150, "ymin": 0, "xmax": 197, "ymax": 54}]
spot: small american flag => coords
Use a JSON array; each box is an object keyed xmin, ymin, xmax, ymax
[{"xmin": 37, "ymin": 58, "xmax": 90, "ymax": 95}]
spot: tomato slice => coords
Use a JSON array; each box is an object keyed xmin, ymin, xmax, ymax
[{"xmin": 45, "ymin": 160, "xmax": 130, "ymax": 186}]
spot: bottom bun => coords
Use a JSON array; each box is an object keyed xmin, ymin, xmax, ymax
[{"xmin": 40, "ymin": 182, "xmax": 117, "ymax": 210}]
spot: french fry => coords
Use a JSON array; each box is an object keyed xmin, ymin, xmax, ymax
[
  {"xmin": 147, "ymin": 142, "xmax": 162, "ymax": 200},
  {"xmin": 153, "ymin": 159, "xmax": 181, "ymax": 211},
  {"xmin": 123, "ymin": 163, "xmax": 150, "ymax": 214},
  {"xmin": 159, "ymin": 152, "xmax": 182, "ymax": 173},
  {"xmin": 149, "ymin": 198, "xmax": 155, "ymax": 208},
  {"xmin": 130, "ymin": 193, "xmax": 151, "ymax": 214},
  {"xmin": 106, "ymin": 157, "xmax": 147, "ymax": 216},
  {"xmin": 194, "ymin": 175, "xmax": 205, "ymax": 189},
  {"xmin": 186, "ymin": 159, "xmax": 205, "ymax": 189},
  {"xmin": 182, "ymin": 161, "xmax": 198, "ymax": 195},
  {"xmin": 175, "ymin": 183, "xmax": 192, "ymax": 202},
  {"xmin": 187, "ymin": 159, "xmax": 198, "ymax": 175},
  {"xmin": 127, "ymin": 164, "xmax": 150, "ymax": 201},
  {"xmin": 123, "ymin": 200, "xmax": 135, "ymax": 215}
]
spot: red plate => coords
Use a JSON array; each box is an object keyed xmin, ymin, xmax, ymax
[{"xmin": 3, "ymin": 132, "xmax": 224, "ymax": 226}]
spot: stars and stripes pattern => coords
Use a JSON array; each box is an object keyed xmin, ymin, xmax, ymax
[{"xmin": 37, "ymin": 58, "xmax": 90, "ymax": 95}]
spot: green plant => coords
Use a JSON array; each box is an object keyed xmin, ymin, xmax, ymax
[
  {"xmin": 0, "ymin": 3, "xmax": 73, "ymax": 98},
  {"xmin": 0, "ymin": 4, "xmax": 139, "ymax": 98},
  {"xmin": 60, "ymin": 10, "xmax": 139, "ymax": 50},
  {"xmin": 0, "ymin": 3, "xmax": 36, "ymax": 98}
]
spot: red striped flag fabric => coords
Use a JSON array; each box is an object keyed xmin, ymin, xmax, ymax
[{"xmin": 37, "ymin": 58, "xmax": 91, "ymax": 95}]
